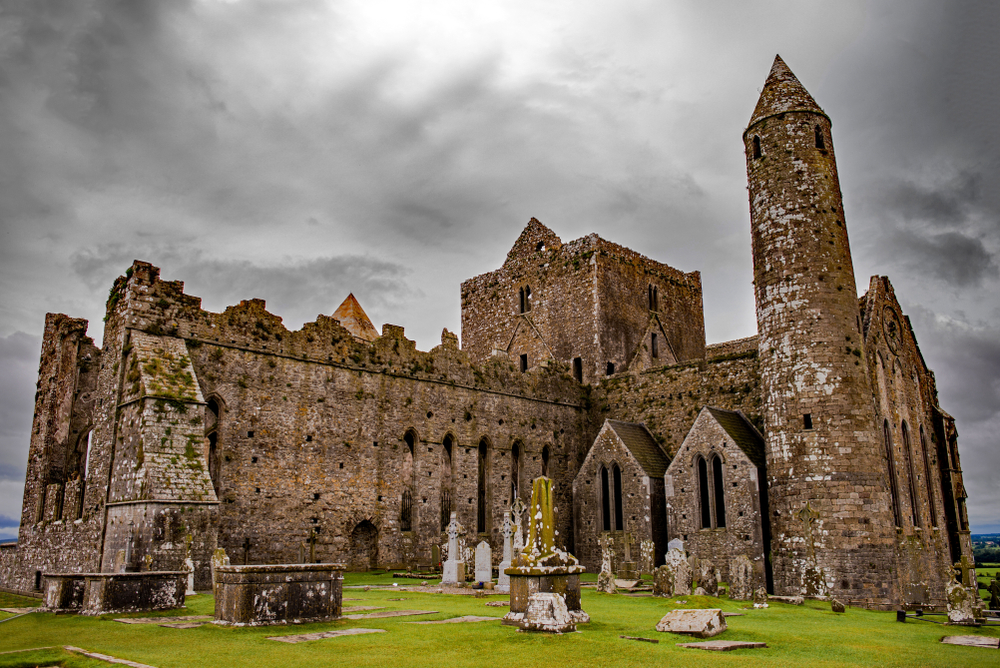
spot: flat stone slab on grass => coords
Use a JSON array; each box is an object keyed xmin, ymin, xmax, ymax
[
  {"xmin": 408, "ymin": 616, "xmax": 497, "ymax": 624},
  {"xmin": 722, "ymin": 612, "xmax": 745, "ymax": 617},
  {"xmin": 114, "ymin": 615, "xmax": 213, "ymax": 624},
  {"xmin": 158, "ymin": 622, "xmax": 206, "ymax": 629},
  {"xmin": 656, "ymin": 609, "xmax": 727, "ymax": 638},
  {"xmin": 343, "ymin": 609, "xmax": 438, "ymax": 620},
  {"xmin": 615, "ymin": 579, "xmax": 640, "ymax": 589},
  {"xmin": 768, "ymin": 596, "xmax": 804, "ymax": 605},
  {"xmin": 941, "ymin": 635, "xmax": 1000, "ymax": 649},
  {"xmin": 343, "ymin": 606, "xmax": 385, "ymax": 611},
  {"xmin": 267, "ymin": 628, "xmax": 386, "ymax": 644},
  {"xmin": 677, "ymin": 640, "xmax": 768, "ymax": 652},
  {"xmin": 65, "ymin": 646, "xmax": 159, "ymax": 668},
  {"xmin": 1, "ymin": 607, "xmax": 38, "ymax": 614}
]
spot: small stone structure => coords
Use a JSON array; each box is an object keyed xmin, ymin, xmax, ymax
[
  {"xmin": 655, "ymin": 608, "xmax": 727, "ymax": 638},
  {"xmin": 520, "ymin": 592, "xmax": 576, "ymax": 634},
  {"xmin": 80, "ymin": 572, "xmax": 186, "ymax": 616},
  {"xmin": 214, "ymin": 563, "xmax": 343, "ymax": 626},
  {"xmin": 728, "ymin": 554, "xmax": 754, "ymax": 600},
  {"xmin": 42, "ymin": 573, "xmax": 87, "ymax": 611},
  {"xmin": 945, "ymin": 581, "xmax": 977, "ymax": 625},
  {"xmin": 504, "ymin": 477, "xmax": 588, "ymax": 628}
]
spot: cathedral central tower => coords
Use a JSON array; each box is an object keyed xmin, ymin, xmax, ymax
[{"xmin": 745, "ymin": 56, "xmax": 897, "ymax": 602}]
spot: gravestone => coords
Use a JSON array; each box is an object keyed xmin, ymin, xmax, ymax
[
  {"xmin": 753, "ymin": 587, "xmax": 768, "ymax": 604},
  {"xmin": 597, "ymin": 533, "xmax": 617, "ymax": 594},
  {"xmin": 184, "ymin": 557, "xmax": 197, "ymax": 596},
  {"xmin": 640, "ymin": 540, "xmax": 655, "ymax": 576},
  {"xmin": 475, "ymin": 541, "xmax": 492, "ymax": 583},
  {"xmin": 497, "ymin": 512, "xmax": 513, "ymax": 593},
  {"xmin": 431, "ymin": 545, "xmax": 441, "ymax": 572},
  {"xmin": 655, "ymin": 609, "xmax": 727, "ymax": 638},
  {"xmin": 617, "ymin": 531, "xmax": 638, "ymax": 579},
  {"xmin": 510, "ymin": 497, "xmax": 526, "ymax": 557},
  {"xmin": 946, "ymin": 580, "xmax": 977, "ymax": 625},
  {"xmin": 696, "ymin": 558, "xmax": 718, "ymax": 596},
  {"xmin": 728, "ymin": 554, "xmax": 754, "ymax": 601},
  {"xmin": 667, "ymin": 538, "xmax": 684, "ymax": 553},
  {"xmin": 211, "ymin": 548, "xmax": 230, "ymax": 598},
  {"xmin": 989, "ymin": 579, "xmax": 1000, "ymax": 610},
  {"xmin": 520, "ymin": 592, "xmax": 576, "ymax": 634},
  {"xmin": 441, "ymin": 512, "xmax": 466, "ymax": 585},
  {"xmin": 659, "ymin": 548, "xmax": 692, "ymax": 596}
]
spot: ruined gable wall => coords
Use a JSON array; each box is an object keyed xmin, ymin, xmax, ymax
[
  {"xmin": 5, "ymin": 314, "xmax": 104, "ymax": 592},
  {"xmin": 108, "ymin": 262, "xmax": 591, "ymax": 569},
  {"xmin": 664, "ymin": 411, "xmax": 766, "ymax": 582},
  {"xmin": 594, "ymin": 237, "xmax": 705, "ymax": 372},
  {"xmin": 862, "ymin": 277, "xmax": 960, "ymax": 607}
]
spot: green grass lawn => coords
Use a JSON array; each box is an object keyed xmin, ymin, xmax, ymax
[{"xmin": 1, "ymin": 575, "xmax": 998, "ymax": 668}]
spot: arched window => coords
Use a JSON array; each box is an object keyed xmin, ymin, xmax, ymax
[
  {"xmin": 612, "ymin": 464, "xmax": 624, "ymax": 531},
  {"xmin": 697, "ymin": 456, "xmax": 711, "ymax": 529},
  {"xmin": 920, "ymin": 426, "xmax": 937, "ymax": 527},
  {"xmin": 403, "ymin": 430, "xmax": 416, "ymax": 489},
  {"xmin": 477, "ymin": 439, "xmax": 490, "ymax": 533},
  {"xmin": 902, "ymin": 422, "xmax": 919, "ymax": 527},
  {"xmin": 712, "ymin": 455, "xmax": 727, "ymax": 528},
  {"xmin": 401, "ymin": 489, "xmax": 413, "ymax": 531},
  {"xmin": 206, "ymin": 398, "xmax": 222, "ymax": 498},
  {"xmin": 600, "ymin": 466, "xmax": 611, "ymax": 531},
  {"xmin": 884, "ymin": 420, "xmax": 902, "ymax": 527},
  {"xmin": 752, "ymin": 135, "xmax": 762, "ymax": 159},
  {"xmin": 510, "ymin": 442, "xmax": 522, "ymax": 500},
  {"xmin": 542, "ymin": 445, "xmax": 550, "ymax": 478},
  {"xmin": 441, "ymin": 434, "xmax": 455, "ymax": 531},
  {"xmin": 815, "ymin": 124, "xmax": 825, "ymax": 150}
]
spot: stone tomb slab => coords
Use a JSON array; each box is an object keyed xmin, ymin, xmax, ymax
[
  {"xmin": 656, "ymin": 609, "xmax": 727, "ymax": 638},
  {"xmin": 342, "ymin": 609, "xmax": 438, "ymax": 620},
  {"xmin": 267, "ymin": 628, "xmax": 386, "ymax": 643},
  {"xmin": 941, "ymin": 635, "xmax": 1000, "ymax": 649},
  {"xmin": 115, "ymin": 615, "xmax": 214, "ymax": 624},
  {"xmin": 343, "ymin": 606, "xmax": 385, "ymax": 612},
  {"xmin": 677, "ymin": 640, "xmax": 768, "ymax": 651},
  {"xmin": 407, "ymin": 615, "xmax": 498, "ymax": 624},
  {"xmin": 214, "ymin": 563, "xmax": 344, "ymax": 626}
]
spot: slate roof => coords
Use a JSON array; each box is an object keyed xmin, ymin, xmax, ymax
[
  {"xmin": 606, "ymin": 420, "xmax": 671, "ymax": 478},
  {"xmin": 748, "ymin": 55, "xmax": 826, "ymax": 129},
  {"xmin": 705, "ymin": 407, "xmax": 766, "ymax": 468}
]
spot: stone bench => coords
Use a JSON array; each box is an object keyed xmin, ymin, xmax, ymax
[{"xmin": 214, "ymin": 563, "xmax": 344, "ymax": 626}]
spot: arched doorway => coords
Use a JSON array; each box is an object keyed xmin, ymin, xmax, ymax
[{"xmin": 348, "ymin": 520, "xmax": 379, "ymax": 571}]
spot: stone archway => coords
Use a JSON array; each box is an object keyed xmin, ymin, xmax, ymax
[{"xmin": 348, "ymin": 520, "xmax": 379, "ymax": 571}]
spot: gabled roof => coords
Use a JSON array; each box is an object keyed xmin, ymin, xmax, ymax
[
  {"xmin": 705, "ymin": 407, "xmax": 765, "ymax": 467},
  {"xmin": 748, "ymin": 55, "xmax": 826, "ymax": 129},
  {"xmin": 332, "ymin": 293, "xmax": 379, "ymax": 342},
  {"xmin": 606, "ymin": 420, "xmax": 671, "ymax": 478}
]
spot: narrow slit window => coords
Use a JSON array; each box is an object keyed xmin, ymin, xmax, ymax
[
  {"xmin": 651, "ymin": 334, "xmax": 658, "ymax": 359},
  {"xmin": 612, "ymin": 464, "xmax": 624, "ymax": 531},
  {"xmin": 519, "ymin": 354, "xmax": 528, "ymax": 373},
  {"xmin": 752, "ymin": 135, "xmax": 762, "ymax": 159},
  {"xmin": 815, "ymin": 125, "xmax": 825, "ymax": 150},
  {"xmin": 712, "ymin": 455, "xmax": 727, "ymax": 528},
  {"xmin": 606, "ymin": 362, "xmax": 615, "ymax": 376},
  {"xmin": 519, "ymin": 288, "xmax": 525, "ymax": 314},
  {"xmin": 803, "ymin": 413, "xmax": 813, "ymax": 430},
  {"xmin": 524, "ymin": 286, "xmax": 531, "ymax": 311},
  {"xmin": 698, "ymin": 457, "xmax": 711, "ymax": 529},
  {"xmin": 573, "ymin": 357, "xmax": 583, "ymax": 383},
  {"xmin": 600, "ymin": 467, "xmax": 611, "ymax": 531}
]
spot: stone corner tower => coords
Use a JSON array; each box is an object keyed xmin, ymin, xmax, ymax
[{"xmin": 744, "ymin": 55, "xmax": 897, "ymax": 603}]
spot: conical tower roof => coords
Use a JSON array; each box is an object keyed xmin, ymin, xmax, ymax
[
  {"xmin": 332, "ymin": 293, "xmax": 379, "ymax": 342},
  {"xmin": 748, "ymin": 55, "xmax": 827, "ymax": 129}
]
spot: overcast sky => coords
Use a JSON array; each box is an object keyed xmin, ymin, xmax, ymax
[{"xmin": 1, "ymin": 0, "xmax": 998, "ymax": 539}]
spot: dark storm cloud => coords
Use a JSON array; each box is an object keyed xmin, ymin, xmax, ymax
[{"xmin": 0, "ymin": 514, "xmax": 18, "ymax": 528}]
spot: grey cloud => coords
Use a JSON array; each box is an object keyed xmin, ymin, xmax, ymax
[
  {"xmin": 70, "ymin": 245, "xmax": 416, "ymax": 329},
  {"xmin": 894, "ymin": 230, "xmax": 997, "ymax": 287},
  {"xmin": 0, "ymin": 514, "xmax": 18, "ymax": 528},
  {"xmin": 0, "ymin": 332, "xmax": 39, "ymax": 484}
]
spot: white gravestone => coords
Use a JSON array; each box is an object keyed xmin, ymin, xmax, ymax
[
  {"xmin": 184, "ymin": 556, "xmax": 197, "ymax": 596},
  {"xmin": 475, "ymin": 541, "xmax": 492, "ymax": 583},
  {"xmin": 441, "ymin": 512, "xmax": 466, "ymax": 585},
  {"xmin": 497, "ymin": 512, "xmax": 513, "ymax": 593}
]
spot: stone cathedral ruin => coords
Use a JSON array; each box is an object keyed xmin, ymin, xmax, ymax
[{"xmin": 0, "ymin": 57, "xmax": 973, "ymax": 610}]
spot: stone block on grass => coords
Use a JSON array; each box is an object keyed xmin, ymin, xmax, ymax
[{"xmin": 655, "ymin": 608, "xmax": 727, "ymax": 638}]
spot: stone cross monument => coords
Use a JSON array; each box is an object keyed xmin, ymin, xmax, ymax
[
  {"xmin": 497, "ymin": 511, "xmax": 513, "ymax": 593},
  {"xmin": 441, "ymin": 512, "xmax": 466, "ymax": 585}
]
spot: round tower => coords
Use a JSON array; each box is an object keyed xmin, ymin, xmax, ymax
[{"xmin": 745, "ymin": 56, "xmax": 897, "ymax": 603}]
